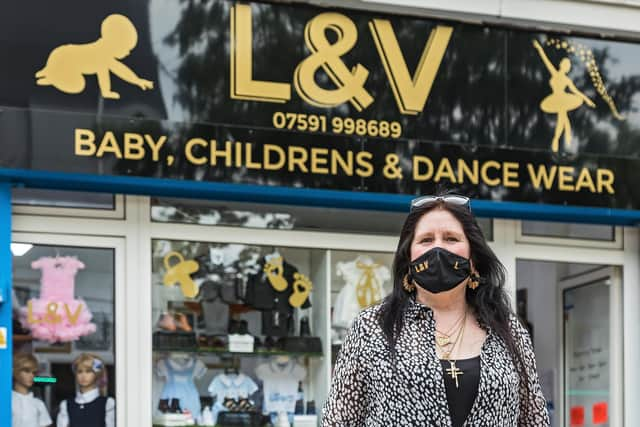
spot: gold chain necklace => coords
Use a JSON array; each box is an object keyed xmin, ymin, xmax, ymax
[
  {"xmin": 439, "ymin": 311, "xmax": 467, "ymax": 388},
  {"xmin": 434, "ymin": 311, "xmax": 465, "ymax": 347}
]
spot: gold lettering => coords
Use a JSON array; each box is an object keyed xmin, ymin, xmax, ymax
[
  {"xmin": 597, "ymin": 169, "xmax": 615, "ymax": 194},
  {"xmin": 230, "ymin": 4, "xmax": 290, "ymax": 103},
  {"xmin": 457, "ymin": 159, "xmax": 479, "ymax": 184},
  {"xmin": 558, "ymin": 166, "xmax": 575, "ymax": 191},
  {"xmin": 263, "ymin": 144, "xmax": 285, "ymax": 170},
  {"xmin": 310, "ymin": 148, "xmax": 329, "ymax": 174},
  {"xmin": 369, "ymin": 21, "xmax": 452, "ymax": 115},
  {"xmin": 288, "ymin": 146, "xmax": 309, "ymax": 173},
  {"xmin": 96, "ymin": 131, "xmax": 123, "ymax": 158},
  {"xmin": 210, "ymin": 140, "xmax": 233, "ymax": 167},
  {"xmin": 244, "ymin": 143, "xmax": 261, "ymax": 169},
  {"xmin": 413, "ymin": 155, "xmax": 434, "ymax": 181},
  {"xmin": 503, "ymin": 162, "xmax": 520, "ymax": 188},
  {"xmin": 145, "ymin": 134, "xmax": 167, "ymax": 162},
  {"xmin": 27, "ymin": 301, "xmax": 40, "ymax": 324},
  {"xmin": 480, "ymin": 160, "xmax": 501, "ymax": 186},
  {"xmin": 355, "ymin": 151, "xmax": 374, "ymax": 177},
  {"xmin": 574, "ymin": 168, "xmax": 596, "ymax": 193},
  {"xmin": 75, "ymin": 128, "xmax": 96, "ymax": 156},
  {"xmin": 527, "ymin": 164, "xmax": 557, "ymax": 190},
  {"xmin": 124, "ymin": 133, "xmax": 145, "ymax": 160},
  {"xmin": 64, "ymin": 303, "xmax": 83, "ymax": 326},
  {"xmin": 185, "ymin": 138, "xmax": 208, "ymax": 165},
  {"xmin": 235, "ymin": 142, "xmax": 243, "ymax": 168},
  {"xmin": 434, "ymin": 158, "xmax": 456, "ymax": 183},
  {"xmin": 331, "ymin": 150, "xmax": 353, "ymax": 176}
]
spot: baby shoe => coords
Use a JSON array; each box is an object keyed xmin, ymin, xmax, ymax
[
  {"xmin": 157, "ymin": 312, "xmax": 176, "ymax": 331},
  {"xmin": 174, "ymin": 313, "xmax": 192, "ymax": 332}
]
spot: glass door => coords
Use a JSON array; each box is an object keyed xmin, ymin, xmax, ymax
[{"xmin": 559, "ymin": 267, "xmax": 622, "ymax": 427}]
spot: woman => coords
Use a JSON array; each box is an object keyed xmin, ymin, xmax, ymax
[{"xmin": 322, "ymin": 194, "xmax": 549, "ymax": 426}]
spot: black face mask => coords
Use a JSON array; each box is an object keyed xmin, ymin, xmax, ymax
[{"xmin": 409, "ymin": 247, "xmax": 471, "ymax": 293}]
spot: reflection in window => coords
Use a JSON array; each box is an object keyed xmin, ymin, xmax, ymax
[
  {"xmin": 11, "ymin": 244, "xmax": 116, "ymax": 427},
  {"xmin": 12, "ymin": 188, "xmax": 115, "ymax": 210},
  {"xmin": 521, "ymin": 220, "xmax": 615, "ymax": 241},
  {"xmin": 151, "ymin": 197, "xmax": 494, "ymax": 239}
]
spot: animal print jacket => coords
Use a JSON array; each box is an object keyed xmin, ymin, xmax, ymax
[{"xmin": 322, "ymin": 299, "xmax": 550, "ymax": 426}]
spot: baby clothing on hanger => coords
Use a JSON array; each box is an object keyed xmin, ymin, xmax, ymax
[
  {"xmin": 21, "ymin": 256, "xmax": 96, "ymax": 343},
  {"xmin": 207, "ymin": 372, "xmax": 259, "ymax": 400},
  {"xmin": 332, "ymin": 255, "xmax": 390, "ymax": 329},
  {"xmin": 156, "ymin": 354, "xmax": 207, "ymax": 417},
  {"xmin": 255, "ymin": 359, "xmax": 306, "ymax": 415}
]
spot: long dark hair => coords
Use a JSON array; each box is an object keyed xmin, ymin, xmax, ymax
[{"xmin": 378, "ymin": 197, "xmax": 530, "ymax": 386}]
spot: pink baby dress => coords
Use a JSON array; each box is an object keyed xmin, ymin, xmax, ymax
[{"xmin": 21, "ymin": 256, "xmax": 96, "ymax": 342}]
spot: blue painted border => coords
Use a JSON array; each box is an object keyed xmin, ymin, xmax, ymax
[
  {"xmin": 2, "ymin": 167, "xmax": 640, "ymax": 225},
  {"xmin": 0, "ymin": 183, "xmax": 12, "ymax": 425}
]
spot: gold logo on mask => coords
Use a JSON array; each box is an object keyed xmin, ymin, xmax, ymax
[
  {"xmin": 36, "ymin": 14, "xmax": 154, "ymax": 99},
  {"xmin": 414, "ymin": 261, "xmax": 429, "ymax": 273},
  {"xmin": 453, "ymin": 261, "xmax": 459, "ymax": 270}
]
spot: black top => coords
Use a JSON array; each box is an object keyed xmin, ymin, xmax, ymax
[
  {"xmin": 67, "ymin": 395, "xmax": 107, "ymax": 427},
  {"xmin": 440, "ymin": 356, "xmax": 481, "ymax": 427}
]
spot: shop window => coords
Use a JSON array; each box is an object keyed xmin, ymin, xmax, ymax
[
  {"xmin": 12, "ymin": 189, "xmax": 123, "ymax": 218},
  {"xmin": 11, "ymin": 244, "xmax": 116, "ymax": 426},
  {"xmin": 521, "ymin": 220, "xmax": 616, "ymax": 241},
  {"xmin": 151, "ymin": 239, "xmax": 325, "ymax": 426},
  {"xmin": 329, "ymin": 250, "xmax": 394, "ymax": 367},
  {"xmin": 151, "ymin": 197, "xmax": 494, "ymax": 240}
]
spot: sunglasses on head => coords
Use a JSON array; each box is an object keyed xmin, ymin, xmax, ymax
[{"xmin": 410, "ymin": 195, "xmax": 471, "ymax": 212}]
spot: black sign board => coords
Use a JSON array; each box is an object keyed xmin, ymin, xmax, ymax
[{"xmin": 1, "ymin": 0, "xmax": 640, "ymax": 209}]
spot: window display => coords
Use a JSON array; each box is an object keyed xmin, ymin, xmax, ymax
[
  {"xmin": 330, "ymin": 251, "xmax": 393, "ymax": 348},
  {"xmin": 11, "ymin": 244, "xmax": 116, "ymax": 427},
  {"xmin": 152, "ymin": 240, "xmax": 324, "ymax": 427}
]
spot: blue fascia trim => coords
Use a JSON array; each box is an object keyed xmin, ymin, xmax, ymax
[
  {"xmin": 0, "ymin": 183, "xmax": 13, "ymax": 425},
  {"xmin": 2, "ymin": 167, "xmax": 640, "ymax": 226}
]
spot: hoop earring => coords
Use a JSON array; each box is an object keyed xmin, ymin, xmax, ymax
[
  {"xmin": 468, "ymin": 273, "xmax": 480, "ymax": 290},
  {"xmin": 402, "ymin": 274, "xmax": 416, "ymax": 292}
]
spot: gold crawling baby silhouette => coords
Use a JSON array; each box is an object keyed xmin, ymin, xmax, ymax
[{"xmin": 35, "ymin": 14, "xmax": 153, "ymax": 99}]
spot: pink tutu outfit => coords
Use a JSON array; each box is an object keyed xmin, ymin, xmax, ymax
[{"xmin": 21, "ymin": 256, "xmax": 96, "ymax": 343}]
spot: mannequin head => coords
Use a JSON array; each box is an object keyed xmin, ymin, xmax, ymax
[
  {"xmin": 72, "ymin": 353, "xmax": 108, "ymax": 395},
  {"xmin": 13, "ymin": 353, "xmax": 38, "ymax": 394}
]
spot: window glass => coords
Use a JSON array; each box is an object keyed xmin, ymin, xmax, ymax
[
  {"xmin": 151, "ymin": 239, "xmax": 325, "ymax": 426},
  {"xmin": 521, "ymin": 220, "xmax": 615, "ymax": 241},
  {"xmin": 330, "ymin": 250, "xmax": 394, "ymax": 367},
  {"xmin": 11, "ymin": 244, "xmax": 116, "ymax": 426},
  {"xmin": 151, "ymin": 197, "xmax": 494, "ymax": 240},
  {"xmin": 12, "ymin": 188, "xmax": 115, "ymax": 210}
]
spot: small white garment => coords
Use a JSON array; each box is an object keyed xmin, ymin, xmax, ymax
[
  {"xmin": 333, "ymin": 255, "xmax": 390, "ymax": 329},
  {"xmin": 255, "ymin": 359, "xmax": 306, "ymax": 414},
  {"xmin": 12, "ymin": 391, "xmax": 52, "ymax": 427},
  {"xmin": 56, "ymin": 388, "xmax": 115, "ymax": 427},
  {"xmin": 207, "ymin": 372, "xmax": 258, "ymax": 399}
]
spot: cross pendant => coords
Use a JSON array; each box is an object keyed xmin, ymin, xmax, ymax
[{"xmin": 446, "ymin": 360, "xmax": 463, "ymax": 388}]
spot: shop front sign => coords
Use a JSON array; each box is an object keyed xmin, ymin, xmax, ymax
[{"xmin": 1, "ymin": 0, "xmax": 640, "ymax": 210}]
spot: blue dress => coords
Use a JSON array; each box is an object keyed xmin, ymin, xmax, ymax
[{"xmin": 157, "ymin": 355, "xmax": 206, "ymax": 416}]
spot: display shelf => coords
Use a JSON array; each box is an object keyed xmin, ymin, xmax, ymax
[{"xmin": 153, "ymin": 347, "xmax": 323, "ymax": 358}]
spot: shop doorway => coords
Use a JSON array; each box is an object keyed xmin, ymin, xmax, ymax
[{"xmin": 517, "ymin": 261, "xmax": 622, "ymax": 427}]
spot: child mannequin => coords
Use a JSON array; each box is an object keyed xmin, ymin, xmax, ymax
[
  {"xmin": 56, "ymin": 354, "xmax": 115, "ymax": 427},
  {"xmin": 12, "ymin": 353, "xmax": 52, "ymax": 427}
]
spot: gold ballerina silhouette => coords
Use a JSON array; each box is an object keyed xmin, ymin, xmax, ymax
[
  {"xmin": 533, "ymin": 39, "xmax": 595, "ymax": 152},
  {"xmin": 35, "ymin": 14, "xmax": 153, "ymax": 99}
]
